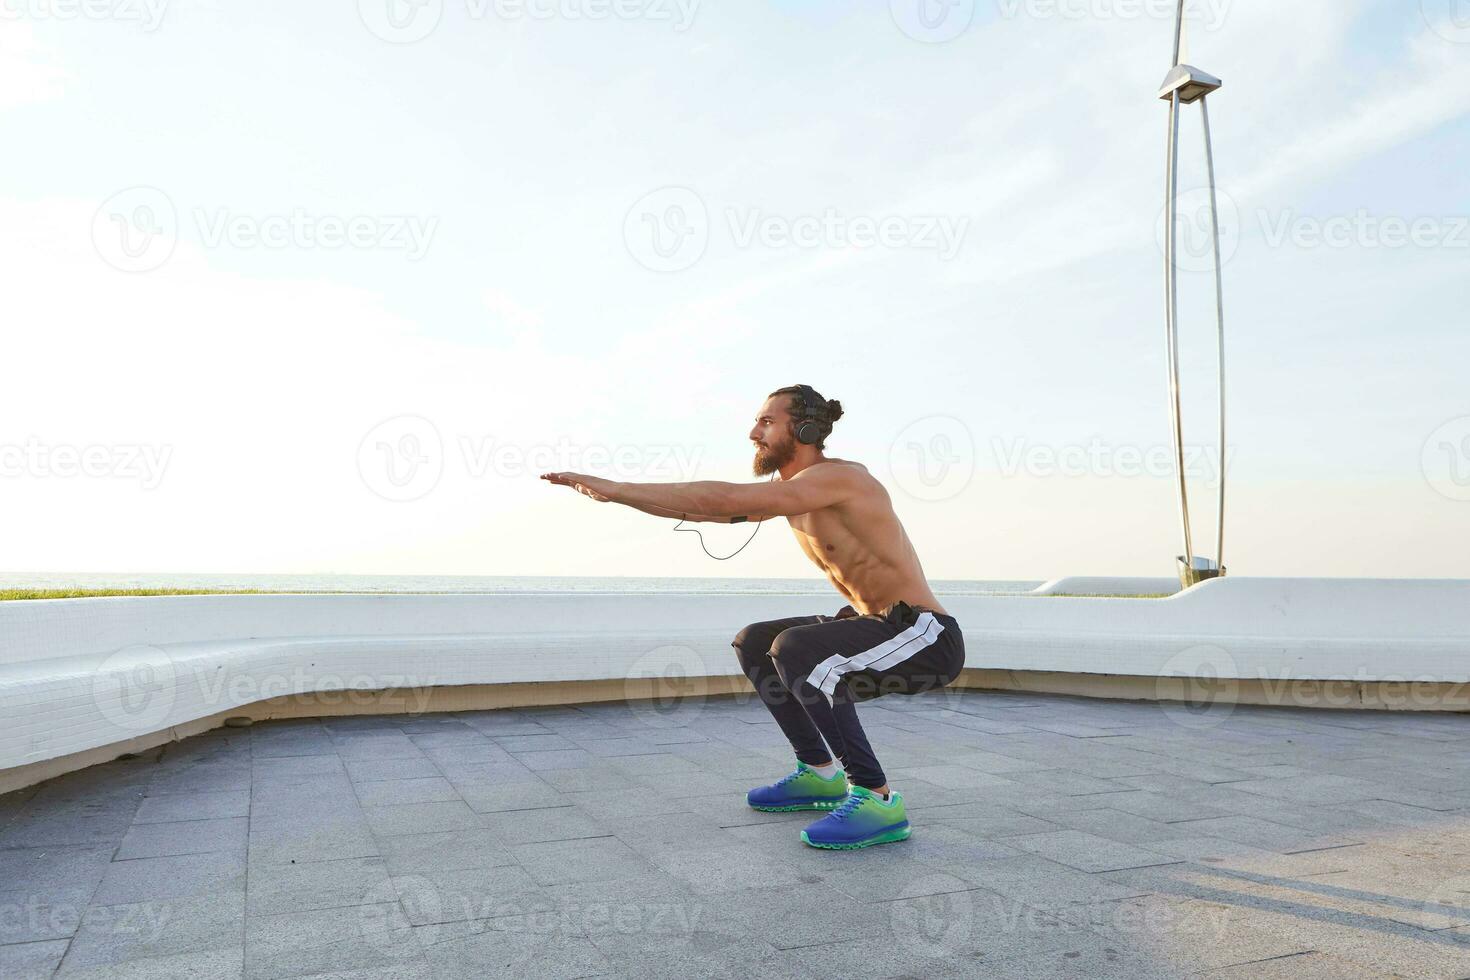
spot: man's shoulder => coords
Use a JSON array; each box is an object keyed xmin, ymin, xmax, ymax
[
  {"xmin": 791, "ymin": 458, "xmax": 869, "ymax": 478},
  {"xmin": 791, "ymin": 459, "xmax": 881, "ymax": 495}
]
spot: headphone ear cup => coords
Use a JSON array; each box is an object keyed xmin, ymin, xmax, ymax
[{"xmin": 796, "ymin": 420, "xmax": 819, "ymax": 445}]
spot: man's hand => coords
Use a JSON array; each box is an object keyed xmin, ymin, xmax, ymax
[{"xmin": 540, "ymin": 472, "xmax": 617, "ymax": 503}]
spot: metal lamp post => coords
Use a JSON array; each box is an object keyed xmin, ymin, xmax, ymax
[{"xmin": 1159, "ymin": 0, "xmax": 1227, "ymax": 589}]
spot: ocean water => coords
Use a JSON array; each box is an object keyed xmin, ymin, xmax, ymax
[{"xmin": 0, "ymin": 572, "xmax": 1041, "ymax": 596}]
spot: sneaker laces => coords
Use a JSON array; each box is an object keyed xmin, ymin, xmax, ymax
[
  {"xmin": 773, "ymin": 767, "xmax": 806, "ymax": 788},
  {"xmin": 830, "ymin": 792, "xmax": 868, "ymax": 821}
]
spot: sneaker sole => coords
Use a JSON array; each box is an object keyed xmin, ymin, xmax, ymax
[
  {"xmin": 749, "ymin": 799, "xmax": 845, "ymax": 813},
  {"xmin": 800, "ymin": 825, "xmax": 912, "ymax": 849}
]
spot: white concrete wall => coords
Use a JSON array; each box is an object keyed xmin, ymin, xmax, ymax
[{"xmin": 1, "ymin": 577, "xmax": 1467, "ymax": 773}]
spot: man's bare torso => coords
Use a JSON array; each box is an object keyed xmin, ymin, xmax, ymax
[{"xmin": 780, "ymin": 459, "xmax": 947, "ymax": 617}]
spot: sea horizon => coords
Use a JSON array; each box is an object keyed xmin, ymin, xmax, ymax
[{"xmin": 0, "ymin": 571, "xmax": 1043, "ymax": 596}]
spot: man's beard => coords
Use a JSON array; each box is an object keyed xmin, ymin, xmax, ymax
[{"xmin": 753, "ymin": 437, "xmax": 796, "ymax": 476}]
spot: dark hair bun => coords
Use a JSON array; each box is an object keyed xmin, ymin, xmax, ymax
[{"xmin": 824, "ymin": 399, "xmax": 843, "ymax": 423}]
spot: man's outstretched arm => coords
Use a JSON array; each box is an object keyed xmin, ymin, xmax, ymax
[
  {"xmin": 541, "ymin": 465, "xmax": 857, "ymax": 518},
  {"xmin": 541, "ymin": 472, "xmax": 740, "ymax": 522},
  {"xmin": 621, "ymin": 499, "xmax": 763, "ymax": 524}
]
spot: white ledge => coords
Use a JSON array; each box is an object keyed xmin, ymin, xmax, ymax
[{"xmin": 1, "ymin": 576, "xmax": 1467, "ymax": 774}]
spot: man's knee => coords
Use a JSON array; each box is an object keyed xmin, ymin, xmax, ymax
[
  {"xmin": 732, "ymin": 623, "xmax": 776, "ymax": 670},
  {"xmin": 768, "ymin": 628, "xmax": 816, "ymax": 670}
]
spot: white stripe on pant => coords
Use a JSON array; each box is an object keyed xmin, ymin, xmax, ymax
[{"xmin": 807, "ymin": 612, "xmax": 945, "ymax": 701}]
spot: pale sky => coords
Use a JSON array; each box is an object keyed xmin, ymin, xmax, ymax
[{"xmin": 2, "ymin": 0, "xmax": 1467, "ymax": 582}]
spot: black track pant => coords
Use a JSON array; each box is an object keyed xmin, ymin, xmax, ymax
[{"xmin": 732, "ymin": 601, "xmax": 965, "ymax": 790}]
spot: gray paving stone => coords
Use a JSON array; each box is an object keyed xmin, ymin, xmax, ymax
[
  {"xmin": 341, "ymin": 758, "xmax": 441, "ymax": 783},
  {"xmin": 1028, "ymin": 807, "xmax": 1195, "ymax": 847},
  {"xmin": 1000, "ymin": 769, "xmax": 1135, "ymax": 797},
  {"xmin": 251, "ymin": 756, "xmax": 346, "ymax": 782},
  {"xmin": 417, "ymin": 743, "xmax": 515, "ymax": 769},
  {"xmin": 0, "ymin": 843, "xmax": 115, "ymax": 890},
  {"xmin": 246, "ymin": 857, "xmax": 393, "ymax": 916},
  {"xmin": 584, "ymin": 927, "xmax": 796, "ymax": 980},
  {"xmin": 149, "ymin": 767, "xmax": 251, "ymax": 796},
  {"xmin": 421, "ymin": 925, "xmax": 609, "ymax": 979},
  {"xmin": 360, "ymin": 801, "xmax": 486, "ymax": 837},
  {"xmin": 509, "ymin": 748, "xmax": 598, "ymax": 771},
  {"xmin": 404, "ymin": 729, "xmax": 487, "ymax": 747},
  {"xmin": 243, "ymin": 904, "xmax": 422, "ymax": 980},
  {"xmin": 910, "ymin": 802, "xmax": 1063, "ymax": 838},
  {"xmin": 1168, "ymin": 815, "xmax": 1361, "ymax": 854},
  {"xmin": 649, "ymin": 845, "xmax": 806, "ymax": 896},
  {"xmin": 249, "ymin": 737, "xmax": 337, "ymax": 761},
  {"xmin": 981, "ymin": 943, "xmax": 1183, "ymax": 979},
  {"xmin": 117, "ymin": 818, "xmax": 249, "ymax": 860},
  {"xmin": 478, "ymin": 805, "xmax": 609, "ymax": 845},
  {"xmin": 701, "ymin": 883, "xmax": 891, "ymax": 949},
  {"xmin": 135, "ymin": 790, "xmax": 252, "ymax": 824},
  {"xmin": 247, "ymin": 822, "xmax": 380, "ymax": 867},
  {"xmin": 0, "ymin": 938, "xmax": 69, "ymax": 979},
  {"xmin": 1229, "ymin": 774, "xmax": 1385, "ymax": 806},
  {"xmin": 538, "ymin": 870, "xmax": 697, "ymax": 912},
  {"xmin": 535, "ymin": 766, "xmax": 626, "ymax": 792},
  {"xmin": 948, "ymin": 748, "xmax": 1055, "ymax": 773},
  {"xmin": 375, "ymin": 828, "xmax": 518, "ymax": 875},
  {"xmin": 593, "ymin": 810, "xmax": 746, "ymax": 856},
  {"xmin": 1011, "ymin": 834, "xmax": 1181, "ymax": 875},
  {"xmin": 93, "ymin": 850, "xmax": 247, "ymax": 905},
  {"xmin": 951, "ymin": 854, "xmax": 1153, "ymax": 910},
  {"xmin": 390, "ymin": 865, "xmax": 553, "ymax": 926},
  {"xmin": 0, "ymin": 805, "xmax": 138, "ymax": 848},
  {"xmin": 1101, "ymin": 789, "xmax": 1235, "ymax": 823},
  {"xmin": 896, "ymin": 764, "xmax": 1021, "ymax": 790},
  {"xmin": 0, "ymin": 883, "xmax": 99, "ymax": 942},
  {"xmin": 60, "ymin": 891, "xmax": 245, "ymax": 971},
  {"xmin": 54, "ymin": 946, "xmax": 245, "ymax": 979},
  {"xmin": 453, "ymin": 714, "xmax": 551, "ymax": 736},
  {"xmin": 571, "ymin": 736, "xmax": 667, "ymax": 758},
  {"xmin": 510, "ymin": 836, "xmax": 657, "ymax": 885},
  {"xmin": 332, "ymin": 738, "xmax": 426, "ymax": 763},
  {"xmin": 1202, "ymin": 950, "xmax": 1397, "ymax": 978},
  {"xmin": 486, "ymin": 733, "xmax": 579, "ymax": 753},
  {"xmin": 248, "ymin": 779, "xmax": 360, "ymax": 824},
  {"xmin": 1056, "ymin": 894, "xmax": 1315, "ymax": 971},
  {"xmin": 351, "ymin": 777, "xmax": 460, "ymax": 808}
]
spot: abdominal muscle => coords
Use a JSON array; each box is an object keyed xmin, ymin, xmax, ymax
[{"xmin": 785, "ymin": 476, "xmax": 947, "ymax": 617}]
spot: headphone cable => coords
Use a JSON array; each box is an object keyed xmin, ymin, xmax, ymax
[{"xmin": 672, "ymin": 473, "xmax": 774, "ymax": 560}]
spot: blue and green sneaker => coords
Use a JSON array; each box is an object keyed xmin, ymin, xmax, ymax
[
  {"xmin": 800, "ymin": 787, "xmax": 911, "ymax": 849},
  {"xmin": 747, "ymin": 763, "xmax": 851, "ymax": 812}
]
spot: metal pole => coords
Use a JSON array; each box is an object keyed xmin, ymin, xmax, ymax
[
  {"xmin": 1164, "ymin": 89, "xmax": 1194, "ymax": 567},
  {"xmin": 1200, "ymin": 95, "xmax": 1226, "ymax": 573},
  {"xmin": 1171, "ymin": 0, "xmax": 1185, "ymax": 66}
]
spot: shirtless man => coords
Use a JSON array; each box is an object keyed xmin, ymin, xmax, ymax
[{"xmin": 540, "ymin": 384, "xmax": 965, "ymax": 849}]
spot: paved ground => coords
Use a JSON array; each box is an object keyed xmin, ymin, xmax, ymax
[{"xmin": 2, "ymin": 689, "xmax": 1470, "ymax": 979}]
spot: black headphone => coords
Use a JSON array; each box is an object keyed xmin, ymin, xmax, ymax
[{"xmin": 792, "ymin": 384, "xmax": 827, "ymax": 446}]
